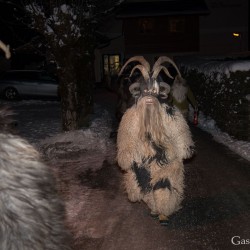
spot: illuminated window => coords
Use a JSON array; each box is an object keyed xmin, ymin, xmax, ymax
[
  {"xmin": 103, "ymin": 55, "xmax": 121, "ymax": 76},
  {"xmin": 169, "ymin": 17, "xmax": 185, "ymax": 33}
]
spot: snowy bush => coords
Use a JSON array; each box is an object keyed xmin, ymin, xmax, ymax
[{"xmin": 178, "ymin": 57, "xmax": 250, "ymax": 141}]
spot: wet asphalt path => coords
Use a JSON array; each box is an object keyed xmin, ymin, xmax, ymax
[
  {"xmin": 166, "ymin": 126, "xmax": 250, "ymax": 250},
  {"xmin": 86, "ymin": 125, "xmax": 250, "ymax": 250}
]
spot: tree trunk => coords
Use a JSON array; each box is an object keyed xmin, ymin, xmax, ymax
[{"xmin": 56, "ymin": 48, "xmax": 94, "ymax": 131}]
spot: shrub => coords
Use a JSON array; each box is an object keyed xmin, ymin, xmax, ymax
[{"xmin": 181, "ymin": 66, "xmax": 250, "ymax": 141}]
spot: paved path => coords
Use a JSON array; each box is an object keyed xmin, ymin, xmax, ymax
[{"xmin": 71, "ymin": 125, "xmax": 250, "ymax": 250}]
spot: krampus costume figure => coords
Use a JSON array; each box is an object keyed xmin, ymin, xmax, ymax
[
  {"xmin": 117, "ymin": 56, "xmax": 194, "ymax": 224},
  {"xmin": 0, "ymin": 108, "xmax": 71, "ymax": 250},
  {"xmin": 170, "ymin": 75, "xmax": 198, "ymax": 119}
]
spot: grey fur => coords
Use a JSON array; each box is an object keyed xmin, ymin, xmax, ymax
[
  {"xmin": 0, "ymin": 109, "xmax": 71, "ymax": 250},
  {"xmin": 0, "ymin": 106, "xmax": 16, "ymax": 133}
]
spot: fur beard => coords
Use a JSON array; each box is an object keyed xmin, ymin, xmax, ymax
[
  {"xmin": 171, "ymin": 82, "xmax": 188, "ymax": 103},
  {"xmin": 137, "ymin": 97, "xmax": 169, "ymax": 147}
]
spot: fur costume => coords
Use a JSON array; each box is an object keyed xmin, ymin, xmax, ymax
[
  {"xmin": 171, "ymin": 75, "xmax": 198, "ymax": 118},
  {"xmin": 0, "ymin": 108, "xmax": 72, "ymax": 250},
  {"xmin": 117, "ymin": 56, "xmax": 194, "ymax": 221}
]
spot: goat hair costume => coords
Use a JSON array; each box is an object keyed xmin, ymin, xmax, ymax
[
  {"xmin": 0, "ymin": 108, "xmax": 72, "ymax": 250},
  {"xmin": 117, "ymin": 56, "xmax": 194, "ymax": 220}
]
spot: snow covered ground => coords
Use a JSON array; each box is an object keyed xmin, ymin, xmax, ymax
[
  {"xmin": 188, "ymin": 108, "xmax": 250, "ymax": 162},
  {"xmin": 38, "ymin": 103, "xmax": 117, "ymax": 170}
]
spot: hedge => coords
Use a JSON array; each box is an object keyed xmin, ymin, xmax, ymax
[{"xmin": 180, "ymin": 67, "xmax": 250, "ymax": 141}]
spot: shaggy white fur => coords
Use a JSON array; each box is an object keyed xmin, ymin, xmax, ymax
[{"xmin": 117, "ymin": 96, "xmax": 194, "ymax": 218}]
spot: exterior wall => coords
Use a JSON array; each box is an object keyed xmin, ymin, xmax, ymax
[
  {"xmin": 94, "ymin": 16, "xmax": 124, "ymax": 83},
  {"xmin": 94, "ymin": 36, "xmax": 124, "ymax": 83},
  {"xmin": 123, "ymin": 16, "xmax": 199, "ymax": 54},
  {"xmin": 199, "ymin": 0, "xmax": 249, "ymax": 55},
  {"xmin": 94, "ymin": 0, "xmax": 249, "ymax": 82}
]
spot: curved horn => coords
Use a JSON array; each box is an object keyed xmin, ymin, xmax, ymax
[
  {"xmin": 160, "ymin": 82, "xmax": 170, "ymax": 93},
  {"xmin": 159, "ymin": 82, "xmax": 170, "ymax": 99},
  {"xmin": 118, "ymin": 56, "xmax": 150, "ymax": 76},
  {"xmin": 129, "ymin": 82, "xmax": 141, "ymax": 97},
  {"xmin": 152, "ymin": 65, "xmax": 174, "ymax": 80},
  {"xmin": 129, "ymin": 65, "xmax": 150, "ymax": 82},
  {"xmin": 152, "ymin": 56, "xmax": 182, "ymax": 77}
]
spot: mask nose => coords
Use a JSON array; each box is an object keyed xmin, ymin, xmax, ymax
[{"xmin": 145, "ymin": 96, "xmax": 154, "ymax": 105}]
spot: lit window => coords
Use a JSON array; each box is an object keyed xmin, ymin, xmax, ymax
[{"xmin": 103, "ymin": 55, "xmax": 121, "ymax": 76}]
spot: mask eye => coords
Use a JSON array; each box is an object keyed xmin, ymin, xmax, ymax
[
  {"xmin": 152, "ymin": 89, "xmax": 157, "ymax": 93},
  {"xmin": 144, "ymin": 89, "xmax": 148, "ymax": 93}
]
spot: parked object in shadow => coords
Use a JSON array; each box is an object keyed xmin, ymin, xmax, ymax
[{"xmin": 0, "ymin": 70, "xmax": 59, "ymax": 100}]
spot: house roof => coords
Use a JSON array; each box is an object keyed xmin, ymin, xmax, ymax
[{"xmin": 116, "ymin": 0, "xmax": 210, "ymax": 18}]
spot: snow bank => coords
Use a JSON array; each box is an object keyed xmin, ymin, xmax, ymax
[
  {"xmin": 38, "ymin": 105, "xmax": 116, "ymax": 171},
  {"xmin": 188, "ymin": 107, "xmax": 250, "ymax": 162},
  {"xmin": 177, "ymin": 56, "xmax": 250, "ymax": 79}
]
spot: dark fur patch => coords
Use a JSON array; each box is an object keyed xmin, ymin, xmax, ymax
[
  {"xmin": 153, "ymin": 178, "xmax": 171, "ymax": 191},
  {"xmin": 146, "ymin": 133, "xmax": 169, "ymax": 167},
  {"xmin": 146, "ymin": 132, "xmax": 151, "ymax": 141},
  {"xmin": 152, "ymin": 142, "xmax": 169, "ymax": 167},
  {"xmin": 166, "ymin": 106, "xmax": 175, "ymax": 117},
  {"xmin": 132, "ymin": 161, "xmax": 152, "ymax": 193}
]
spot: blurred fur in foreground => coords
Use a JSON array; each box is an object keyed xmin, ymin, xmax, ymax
[
  {"xmin": 0, "ymin": 106, "xmax": 16, "ymax": 133},
  {"xmin": 0, "ymin": 107, "xmax": 72, "ymax": 250}
]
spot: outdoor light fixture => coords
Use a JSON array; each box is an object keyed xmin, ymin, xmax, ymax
[{"xmin": 233, "ymin": 32, "xmax": 241, "ymax": 37}]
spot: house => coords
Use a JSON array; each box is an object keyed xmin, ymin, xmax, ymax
[{"xmin": 94, "ymin": 0, "xmax": 249, "ymax": 83}]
